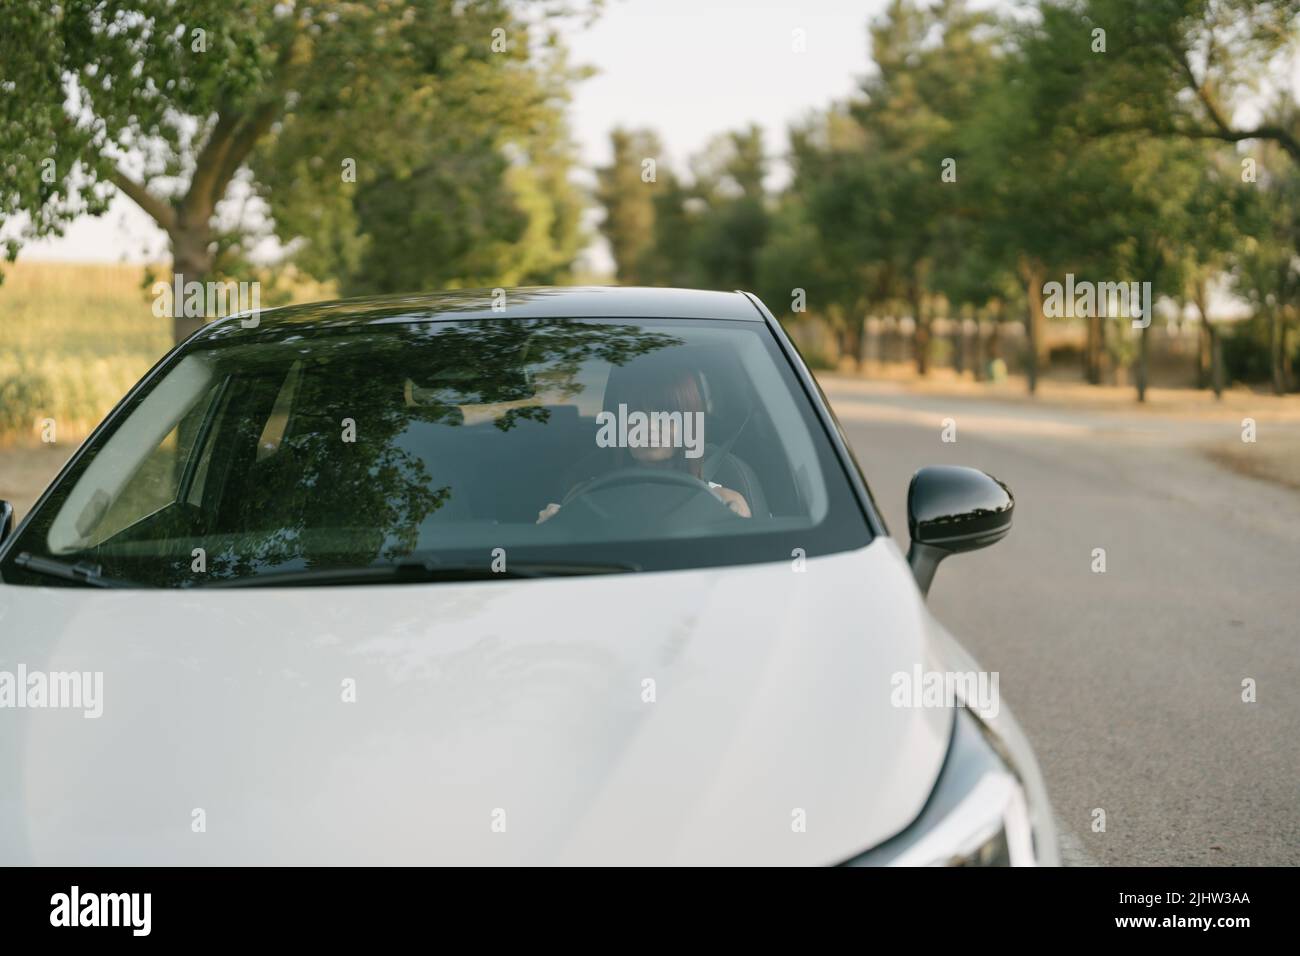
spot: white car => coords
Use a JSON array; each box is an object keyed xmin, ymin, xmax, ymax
[{"xmin": 0, "ymin": 287, "xmax": 1058, "ymax": 866}]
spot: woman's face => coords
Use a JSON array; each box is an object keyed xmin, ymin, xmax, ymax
[
  {"xmin": 619, "ymin": 370, "xmax": 704, "ymax": 466},
  {"xmin": 629, "ymin": 416, "xmax": 679, "ymax": 463}
]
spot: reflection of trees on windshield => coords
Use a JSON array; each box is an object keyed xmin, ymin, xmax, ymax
[
  {"xmin": 47, "ymin": 320, "xmax": 685, "ymax": 584},
  {"xmin": 219, "ymin": 320, "xmax": 681, "ymax": 573},
  {"xmin": 403, "ymin": 320, "xmax": 683, "ymax": 430}
]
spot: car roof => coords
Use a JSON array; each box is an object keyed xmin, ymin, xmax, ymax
[{"xmin": 200, "ymin": 286, "xmax": 765, "ymax": 338}]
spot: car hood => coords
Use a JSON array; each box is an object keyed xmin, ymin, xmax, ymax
[{"xmin": 0, "ymin": 538, "xmax": 951, "ymax": 865}]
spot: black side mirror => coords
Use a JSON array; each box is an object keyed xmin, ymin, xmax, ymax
[
  {"xmin": 906, "ymin": 466, "xmax": 1013, "ymax": 596},
  {"xmin": 0, "ymin": 500, "xmax": 13, "ymax": 546}
]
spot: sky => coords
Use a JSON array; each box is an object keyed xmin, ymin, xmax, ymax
[
  {"xmin": 566, "ymin": 0, "xmax": 889, "ymax": 174},
  {"xmin": 17, "ymin": 0, "xmax": 893, "ymax": 266}
]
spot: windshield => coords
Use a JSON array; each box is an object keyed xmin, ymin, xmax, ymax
[{"xmin": 1, "ymin": 317, "xmax": 870, "ymax": 587}]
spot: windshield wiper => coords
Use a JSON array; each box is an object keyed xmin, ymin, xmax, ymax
[
  {"xmin": 13, "ymin": 552, "xmax": 138, "ymax": 589},
  {"xmin": 198, "ymin": 557, "xmax": 640, "ymax": 588}
]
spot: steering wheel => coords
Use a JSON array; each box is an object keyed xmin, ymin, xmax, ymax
[{"xmin": 559, "ymin": 467, "xmax": 737, "ymax": 525}]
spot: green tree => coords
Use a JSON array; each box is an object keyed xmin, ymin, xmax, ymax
[
  {"xmin": 759, "ymin": 108, "xmax": 885, "ymax": 366},
  {"xmin": 1231, "ymin": 137, "xmax": 1300, "ymax": 393},
  {"xmin": 954, "ymin": 1, "xmax": 1147, "ymax": 392},
  {"xmin": 594, "ymin": 128, "xmax": 663, "ymax": 284},
  {"xmin": 264, "ymin": 40, "xmax": 587, "ymax": 295},
  {"xmin": 638, "ymin": 169, "xmax": 699, "ymax": 287},
  {"xmin": 1025, "ymin": 0, "xmax": 1297, "ymax": 396},
  {"xmin": 1076, "ymin": 0, "xmax": 1300, "ymax": 162},
  {"xmin": 846, "ymin": 0, "xmax": 1001, "ymax": 375},
  {"xmin": 685, "ymin": 124, "xmax": 771, "ymax": 291},
  {"xmin": 0, "ymin": 0, "xmax": 594, "ymax": 341}
]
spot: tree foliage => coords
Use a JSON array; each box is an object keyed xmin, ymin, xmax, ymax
[
  {"xmin": 601, "ymin": 0, "xmax": 1299, "ymax": 394},
  {"xmin": 1, "ymin": 0, "xmax": 594, "ymax": 338}
]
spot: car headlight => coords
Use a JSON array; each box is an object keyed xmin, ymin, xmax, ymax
[{"xmin": 842, "ymin": 707, "xmax": 1039, "ymax": 867}]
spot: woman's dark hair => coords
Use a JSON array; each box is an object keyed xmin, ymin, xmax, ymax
[{"xmin": 604, "ymin": 362, "xmax": 707, "ymax": 478}]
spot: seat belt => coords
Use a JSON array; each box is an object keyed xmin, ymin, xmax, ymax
[{"xmin": 699, "ymin": 407, "xmax": 753, "ymax": 484}]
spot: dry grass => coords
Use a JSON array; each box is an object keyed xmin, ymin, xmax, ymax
[
  {"xmin": 0, "ymin": 262, "xmax": 172, "ymax": 442},
  {"xmin": 825, "ymin": 363, "xmax": 1300, "ymax": 424},
  {"xmin": 0, "ymin": 260, "xmax": 335, "ymax": 445},
  {"xmin": 1203, "ymin": 434, "xmax": 1300, "ymax": 492}
]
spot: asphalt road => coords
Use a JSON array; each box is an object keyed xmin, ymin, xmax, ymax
[{"xmin": 822, "ymin": 377, "xmax": 1300, "ymax": 866}]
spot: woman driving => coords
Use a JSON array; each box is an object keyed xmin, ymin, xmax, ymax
[{"xmin": 537, "ymin": 365, "xmax": 752, "ymax": 523}]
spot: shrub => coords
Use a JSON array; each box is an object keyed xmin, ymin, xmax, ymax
[
  {"xmin": 1220, "ymin": 315, "xmax": 1297, "ymax": 387},
  {"xmin": 0, "ymin": 360, "xmax": 56, "ymax": 435}
]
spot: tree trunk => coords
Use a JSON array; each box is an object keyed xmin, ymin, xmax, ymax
[
  {"xmin": 1019, "ymin": 258, "xmax": 1046, "ymax": 395},
  {"xmin": 1095, "ymin": 312, "xmax": 1106, "ymax": 383},
  {"xmin": 1193, "ymin": 279, "xmax": 1213, "ymax": 392},
  {"xmin": 851, "ymin": 313, "xmax": 866, "ymax": 373},
  {"xmin": 1270, "ymin": 308, "xmax": 1285, "ymax": 395},
  {"xmin": 1024, "ymin": 301, "xmax": 1037, "ymax": 394},
  {"xmin": 911, "ymin": 285, "xmax": 930, "ymax": 377},
  {"xmin": 1282, "ymin": 305, "xmax": 1296, "ymax": 394},
  {"xmin": 1136, "ymin": 320, "xmax": 1149, "ymax": 403},
  {"xmin": 1196, "ymin": 316, "xmax": 1210, "ymax": 388},
  {"xmin": 827, "ymin": 304, "xmax": 848, "ymax": 370},
  {"xmin": 952, "ymin": 315, "xmax": 966, "ymax": 375},
  {"xmin": 1083, "ymin": 312, "xmax": 1094, "ymax": 382},
  {"xmin": 168, "ymin": 215, "xmax": 215, "ymax": 344},
  {"xmin": 988, "ymin": 302, "xmax": 1003, "ymax": 366},
  {"xmin": 1210, "ymin": 323, "xmax": 1224, "ymax": 399}
]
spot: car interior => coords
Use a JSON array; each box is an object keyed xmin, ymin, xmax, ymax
[{"xmin": 41, "ymin": 323, "xmax": 833, "ymax": 578}]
